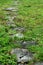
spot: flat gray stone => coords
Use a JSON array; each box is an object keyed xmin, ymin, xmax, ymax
[
  {"xmin": 21, "ymin": 40, "xmax": 37, "ymax": 48},
  {"xmin": 14, "ymin": 27, "xmax": 25, "ymax": 32},
  {"xmin": 11, "ymin": 48, "xmax": 33, "ymax": 63}
]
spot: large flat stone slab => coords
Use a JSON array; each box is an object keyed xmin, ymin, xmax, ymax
[{"xmin": 11, "ymin": 48, "xmax": 33, "ymax": 63}]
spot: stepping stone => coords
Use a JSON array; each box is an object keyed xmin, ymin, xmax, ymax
[
  {"xmin": 15, "ymin": 33, "xmax": 24, "ymax": 38},
  {"xmin": 11, "ymin": 48, "xmax": 33, "ymax": 63},
  {"xmin": 21, "ymin": 40, "xmax": 38, "ymax": 48},
  {"xmin": 9, "ymin": 32, "xmax": 24, "ymax": 39},
  {"xmin": 10, "ymin": 27, "xmax": 25, "ymax": 32},
  {"xmin": 4, "ymin": 7, "xmax": 18, "ymax": 12},
  {"xmin": 3, "ymin": 7, "xmax": 14, "ymax": 11},
  {"xmin": 14, "ymin": 27, "xmax": 25, "ymax": 32}
]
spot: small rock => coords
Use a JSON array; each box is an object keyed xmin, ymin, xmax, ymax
[{"xmin": 15, "ymin": 33, "xmax": 24, "ymax": 38}]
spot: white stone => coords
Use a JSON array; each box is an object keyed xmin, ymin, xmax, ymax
[{"xmin": 15, "ymin": 33, "xmax": 24, "ymax": 38}]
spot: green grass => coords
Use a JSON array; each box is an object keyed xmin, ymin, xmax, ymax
[{"xmin": 0, "ymin": 0, "xmax": 43, "ymax": 64}]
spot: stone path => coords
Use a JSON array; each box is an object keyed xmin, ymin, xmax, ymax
[{"xmin": 3, "ymin": 0, "xmax": 38, "ymax": 65}]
